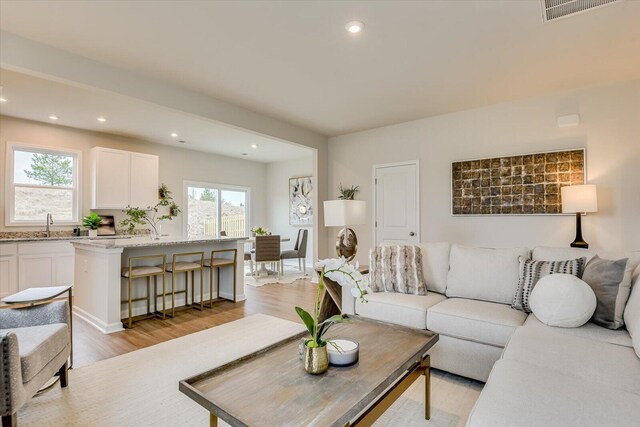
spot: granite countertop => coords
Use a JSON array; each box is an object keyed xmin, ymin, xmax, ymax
[
  {"xmin": 69, "ymin": 235, "xmax": 248, "ymax": 249},
  {"xmin": 0, "ymin": 235, "xmax": 134, "ymax": 244}
]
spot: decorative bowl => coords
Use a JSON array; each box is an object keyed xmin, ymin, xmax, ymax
[{"xmin": 327, "ymin": 339, "xmax": 359, "ymax": 367}]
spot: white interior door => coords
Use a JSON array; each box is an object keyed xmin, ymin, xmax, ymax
[{"xmin": 374, "ymin": 162, "xmax": 419, "ymax": 246}]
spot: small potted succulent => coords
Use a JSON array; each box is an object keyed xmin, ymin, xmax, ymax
[
  {"xmin": 169, "ymin": 202, "xmax": 181, "ymax": 217},
  {"xmin": 82, "ymin": 212, "xmax": 103, "ymax": 238}
]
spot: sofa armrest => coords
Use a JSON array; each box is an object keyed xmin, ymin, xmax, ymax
[
  {"xmin": 0, "ymin": 332, "xmax": 26, "ymax": 416},
  {"xmin": 0, "ymin": 300, "xmax": 70, "ymax": 329},
  {"xmin": 342, "ymin": 285, "xmax": 356, "ymax": 316}
]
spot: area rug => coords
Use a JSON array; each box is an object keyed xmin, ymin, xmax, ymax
[
  {"xmin": 244, "ymin": 264, "xmax": 310, "ymax": 287},
  {"xmin": 19, "ymin": 314, "xmax": 482, "ymax": 426}
]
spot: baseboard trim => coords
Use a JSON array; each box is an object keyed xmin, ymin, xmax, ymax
[{"xmin": 73, "ymin": 306, "xmax": 124, "ymax": 334}]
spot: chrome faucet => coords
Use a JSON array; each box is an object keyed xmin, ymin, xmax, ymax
[{"xmin": 45, "ymin": 213, "xmax": 53, "ymax": 237}]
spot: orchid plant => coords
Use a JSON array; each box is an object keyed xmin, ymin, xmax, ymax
[{"xmin": 295, "ymin": 257, "xmax": 369, "ymax": 349}]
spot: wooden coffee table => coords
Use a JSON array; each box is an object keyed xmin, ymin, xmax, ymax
[{"xmin": 180, "ymin": 317, "xmax": 438, "ymax": 426}]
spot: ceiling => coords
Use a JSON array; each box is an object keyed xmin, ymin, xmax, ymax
[
  {"xmin": 0, "ymin": 69, "xmax": 311, "ymax": 162},
  {"xmin": 1, "ymin": 1, "xmax": 639, "ymax": 136}
]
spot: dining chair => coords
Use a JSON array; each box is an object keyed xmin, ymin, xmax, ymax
[
  {"xmin": 252, "ymin": 235, "xmax": 281, "ymax": 279},
  {"xmin": 280, "ymin": 229, "xmax": 308, "ymax": 274}
]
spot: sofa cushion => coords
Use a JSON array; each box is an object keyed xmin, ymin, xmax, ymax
[
  {"xmin": 503, "ymin": 325, "xmax": 640, "ymax": 395},
  {"xmin": 445, "ymin": 245, "xmax": 529, "ymax": 304},
  {"xmin": 355, "ymin": 292, "xmax": 446, "ymax": 329},
  {"xmin": 467, "ymin": 359, "xmax": 640, "ymax": 427},
  {"xmin": 369, "ymin": 245, "xmax": 427, "ymax": 295},
  {"xmin": 529, "ymin": 274, "xmax": 596, "ymax": 328},
  {"xmin": 583, "ymin": 255, "xmax": 634, "ymax": 329},
  {"xmin": 523, "ymin": 314, "xmax": 633, "ymax": 347},
  {"xmin": 416, "ymin": 242, "xmax": 450, "ymax": 294},
  {"xmin": 532, "ymin": 246, "xmax": 598, "ymax": 263},
  {"xmin": 623, "ymin": 263, "xmax": 640, "ymax": 358},
  {"xmin": 0, "ymin": 324, "xmax": 69, "ymax": 383},
  {"xmin": 427, "ymin": 298, "xmax": 527, "ymax": 347}
]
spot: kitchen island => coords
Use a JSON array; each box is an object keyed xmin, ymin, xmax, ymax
[{"xmin": 71, "ymin": 236, "xmax": 247, "ymax": 333}]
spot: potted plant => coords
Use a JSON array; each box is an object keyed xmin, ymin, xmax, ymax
[
  {"xmin": 250, "ymin": 226, "xmax": 271, "ymax": 236},
  {"xmin": 169, "ymin": 202, "xmax": 181, "ymax": 217},
  {"xmin": 121, "ymin": 185, "xmax": 179, "ymax": 239},
  {"xmin": 295, "ymin": 257, "xmax": 368, "ymax": 374},
  {"xmin": 338, "ymin": 184, "xmax": 360, "ymax": 200},
  {"xmin": 82, "ymin": 212, "xmax": 103, "ymax": 237},
  {"xmin": 158, "ymin": 183, "xmax": 171, "ymax": 199}
]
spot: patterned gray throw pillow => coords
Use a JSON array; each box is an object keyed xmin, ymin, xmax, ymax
[
  {"xmin": 512, "ymin": 256, "xmax": 586, "ymax": 313},
  {"xmin": 369, "ymin": 245, "xmax": 427, "ymax": 295},
  {"xmin": 582, "ymin": 255, "xmax": 629, "ymax": 330}
]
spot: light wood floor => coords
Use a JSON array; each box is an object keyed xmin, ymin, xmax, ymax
[{"xmin": 72, "ymin": 279, "xmax": 316, "ymax": 368}]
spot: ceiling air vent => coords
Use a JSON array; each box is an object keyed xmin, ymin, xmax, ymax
[{"xmin": 541, "ymin": 0, "xmax": 619, "ymax": 22}]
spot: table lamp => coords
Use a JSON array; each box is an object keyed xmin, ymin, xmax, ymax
[
  {"xmin": 324, "ymin": 200, "xmax": 366, "ymax": 261},
  {"xmin": 561, "ymin": 184, "xmax": 597, "ymax": 249}
]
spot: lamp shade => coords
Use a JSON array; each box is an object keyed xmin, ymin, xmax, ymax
[
  {"xmin": 324, "ymin": 200, "xmax": 366, "ymax": 227},
  {"xmin": 561, "ymin": 185, "xmax": 597, "ymax": 213}
]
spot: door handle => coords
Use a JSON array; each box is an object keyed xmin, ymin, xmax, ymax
[{"xmin": 409, "ymin": 232, "xmax": 415, "ymax": 237}]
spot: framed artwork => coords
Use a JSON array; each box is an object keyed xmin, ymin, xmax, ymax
[
  {"xmin": 451, "ymin": 148, "xmax": 585, "ymax": 215},
  {"xmin": 289, "ymin": 176, "xmax": 313, "ymax": 226}
]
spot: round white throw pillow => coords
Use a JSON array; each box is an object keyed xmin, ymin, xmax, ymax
[{"xmin": 529, "ymin": 273, "xmax": 596, "ymax": 328}]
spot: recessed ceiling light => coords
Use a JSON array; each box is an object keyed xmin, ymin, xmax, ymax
[
  {"xmin": 346, "ymin": 21, "xmax": 364, "ymax": 34},
  {"xmin": 241, "ymin": 153, "xmax": 248, "ymax": 156},
  {"xmin": 171, "ymin": 132, "xmax": 178, "ymax": 138},
  {"xmin": 97, "ymin": 117, "xmax": 107, "ymax": 122},
  {"xmin": 49, "ymin": 115, "xmax": 59, "ymax": 120},
  {"xmin": 251, "ymin": 144, "xmax": 258, "ymax": 149},
  {"xmin": 0, "ymin": 97, "xmax": 7, "ymax": 103},
  {"xmin": 178, "ymin": 140, "xmax": 187, "ymax": 144}
]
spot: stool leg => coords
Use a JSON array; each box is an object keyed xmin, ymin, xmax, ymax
[
  {"xmin": 153, "ymin": 276, "xmax": 157, "ymax": 316},
  {"xmin": 128, "ymin": 276, "xmax": 133, "ymax": 329},
  {"xmin": 209, "ymin": 266, "xmax": 214, "ymax": 308},
  {"xmin": 233, "ymin": 262, "xmax": 237, "ymax": 302},
  {"xmin": 146, "ymin": 276, "xmax": 151, "ymax": 315},
  {"xmin": 216, "ymin": 267, "xmax": 221, "ymax": 303},
  {"xmin": 162, "ymin": 273, "xmax": 166, "ymax": 319},
  {"xmin": 200, "ymin": 269, "xmax": 204, "ymax": 311},
  {"xmin": 171, "ymin": 271, "xmax": 176, "ymax": 318}
]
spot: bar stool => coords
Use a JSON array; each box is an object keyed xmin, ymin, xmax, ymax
[
  {"xmin": 203, "ymin": 249, "xmax": 237, "ymax": 306},
  {"xmin": 165, "ymin": 252, "xmax": 205, "ymax": 316},
  {"xmin": 121, "ymin": 255, "xmax": 166, "ymax": 328}
]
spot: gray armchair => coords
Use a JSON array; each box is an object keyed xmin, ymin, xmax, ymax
[{"xmin": 1, "ymin": 301, "xmax": 71, "ymax": 426}]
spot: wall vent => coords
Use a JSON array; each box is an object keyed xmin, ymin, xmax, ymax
[{"xmin": 541, "ymin": 0, "xmax": 619, "ymax": 22}]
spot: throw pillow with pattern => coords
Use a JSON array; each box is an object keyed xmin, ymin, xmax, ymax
[
  {"xmin": 369, "ymin": 245, "xmax": 427, "ymax": 295},
  {"xmin": 512, "ymin": 256, "xmax": 586, "ymax": 313}
]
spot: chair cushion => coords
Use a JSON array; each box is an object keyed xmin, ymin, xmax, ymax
[
  {"xmin": 523, "ymin": 314, "xmax": 633, "ymax": 348},
  {"xmin": 445, "ymin": 245, "xmax": 529, "ymax": 304},
  {"xmin": 468, "ymin": 359, "xmax": 640, "ymax": 427},
  {"xmin": 204, "ymin": 258, "xmax": 235, "ymax": 267},
  {"xmin": 427, "ymin": 298, "xmax": 527, "ymax": 347},
  {"xmin": 166, "ymin": 262, "xmax": 201, "ymax": 272},
  {"xmin": 502, "ymin": 325, "xmax": 640, "ymax": 395},
  {"xmin": 121, "ymin": 266, "xmax": 164, "ymax": 277},
  {"xmin": 0, "ymin": 324, "xmax": 69, "ymax": 383},
  {"xmin": 355, "ymin": 292, "xmax": 446, "ymax": 329},
  {"xmin": 280, "ymin": 250, "xmax": 300, "ymax": 260}
]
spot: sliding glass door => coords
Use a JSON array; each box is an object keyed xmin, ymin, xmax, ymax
[{"xmin": 185, "ymin": 181, "xmax": 249, "ymax": 239}]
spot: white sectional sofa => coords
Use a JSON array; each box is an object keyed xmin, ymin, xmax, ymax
[{"xmin": 341, "ymin": 243, "xmax": 640, "ymax": 426}]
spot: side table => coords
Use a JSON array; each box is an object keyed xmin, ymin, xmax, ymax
[
  {"xmin": 316, "ymin": 265, "xmax": 369, "ymax": 322},
  {"xmin": 1, "ymin": 285, "xmax": 74, "ymax": 368}
]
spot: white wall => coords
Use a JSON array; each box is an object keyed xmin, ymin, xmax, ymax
[
  {"xmin": 328, "ymin": 80, "xmax": 640, "ymax": 264},
  {"xmin": 0, "ymin": 115, "xmax": 268, "ymax": 237},
  {"xmin": 266, "ymin": 156, "xmax": 314, "ymax": 266}
]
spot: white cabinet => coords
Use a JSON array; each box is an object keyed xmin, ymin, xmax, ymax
[
  {"xmin": 17, "ymin": 242, "xmax": 74, "ymax": 291},
  {"xmin": 91, "ymin": 147, "xmax": 159, "ymax": 209},
  {"xmin": 0, "ymin": 244, "xmax": 18, "ymax": 297}
]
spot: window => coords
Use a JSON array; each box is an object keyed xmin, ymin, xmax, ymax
[
  {"xmin": 184, "ymin": 181, "xmax": 249, "ymax": 238},
  {"xmin": 6, "ymin": 142, "xmax": 81, "ymax": 226}
]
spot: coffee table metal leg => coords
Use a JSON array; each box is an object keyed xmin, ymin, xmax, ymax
[
  {"xmin": 424, "ymin": 354, "xmax": 431, "ymax": 420},
  {"xmin": 210, "ymin": 413, "xmax": 217, "ymax": 427}
]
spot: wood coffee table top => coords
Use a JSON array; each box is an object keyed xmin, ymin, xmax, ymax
[{"xmin": 180, "ymin": 316, "xmax": 438, "ymax": 427}]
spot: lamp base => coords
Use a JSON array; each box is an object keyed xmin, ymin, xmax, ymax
[
  {"xmin": 570, "ymin": 212, "xmax": 589, "ymax": 249},
  {"xmin": 336, "ymin": 228, "xmax": 358, "ymax": 262}
]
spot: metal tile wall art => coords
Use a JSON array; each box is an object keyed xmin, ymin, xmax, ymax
[{"xmin": 451, "ymin": 149, "xmax": 585, "ymax": 215}]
